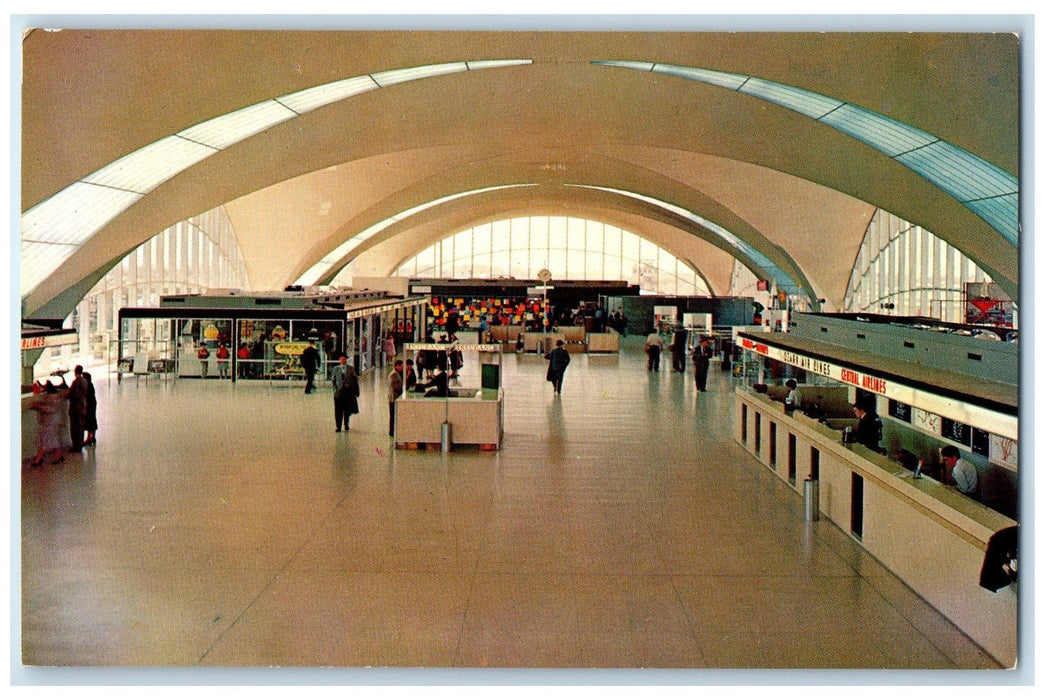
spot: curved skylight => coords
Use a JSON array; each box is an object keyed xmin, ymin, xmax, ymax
[
  {"xmin": 592, "ymin": 60, "xmax": 1019, "ymax": 247},
  {"xmin": 293, "ymin": 184, "xmax": 538, "ymax": 286},
  {"xmin": 566, "ymin": 184, "xmax": 809, "ymax": 299},
  {"xmin": 21, "ymin": 59, "xmax": 532, "ymax": 298}
]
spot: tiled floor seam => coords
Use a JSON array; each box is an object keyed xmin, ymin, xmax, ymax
[{"xmin": 193, "ymin": 495, "xmax": 350, "ymax": 664}]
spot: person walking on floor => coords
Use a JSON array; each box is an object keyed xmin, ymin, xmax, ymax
[
  {"xmin": 66, "ymin": 365, "xmax": 89, "ymax": 453},
  {"xmin": 644, "ymin": 330, "xmax": 664, "ymax": 371},
  {"xmin": 330, "ymin": 355, "xmax": 360, "ymax": 432},
  {"xmin": 388, "ymin": 359, "xmax": 404, "ymax": 437},
  {"xmin": 83, "ymin": 371, "xmax": 98, "ymax": 446},
  {"xmin": 671, "ymin": 324, "xmax": 688, "ymax": 373},
  {"xmin": 301, "ymin": 339, "xmax": 320, "ymax": 394},
  {"xmin": 692, "ymin": 337, "xmax": 713, "ymax": 392},
  {"xmin": 544, "ymin": 339, "xmax": 571, "ymax": 394}
]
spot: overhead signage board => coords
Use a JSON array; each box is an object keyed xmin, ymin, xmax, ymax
[
  {"xmin": 20, "ymin": 331, "xmax": 78, "ymax": 351},
  {"xmin": 404, "ymin": 343, "xmax": 501, "ymax": 352},
  {"xmin": 737, "ymin": 334, "xmax": 1017, "ymax": 441}
]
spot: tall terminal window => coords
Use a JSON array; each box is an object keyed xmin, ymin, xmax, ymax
[
  {"xmin": 39, "ymin": 206, "xmax": 249, "ymax": 379},
  {"xmin": 392, "ymin": 216, "xmax": 709, "ymax": 296},
  {"xmin": 844, "ymin": 209, "xmax": 1002, "ymax": 324}
]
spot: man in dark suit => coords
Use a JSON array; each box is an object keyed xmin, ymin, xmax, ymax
[
  {"xmin": 301, "ymin": 340, "xmax": 320, "ymax": 394},
  {"xmin": 544, "ymin": 339, "xmax": 571, "ymax": 394},
  {"xmin": 66, "ymin": 365, "xmax": 88, "ymax": 452}
]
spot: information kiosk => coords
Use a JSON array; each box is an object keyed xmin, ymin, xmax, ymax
[{"xmin": 395, "ymin": 342, "xmax": 504, "ymax": 450}]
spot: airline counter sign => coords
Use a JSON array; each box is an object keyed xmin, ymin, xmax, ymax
[
  {"xmin": 20, "ymin": 332, "xmax": 78, "ymax": 351},
  {"xmin": 737, "ymin": 335, "xmax": 1017, "ymax": 442},
  {"xmin": 739, "ymin": 337, "xmax": 887, "ymax": 394}
]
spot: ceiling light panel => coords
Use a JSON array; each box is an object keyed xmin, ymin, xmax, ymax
[{"xmin": 179, "ymin": 101, "xmax": 298, "ymax": 149}]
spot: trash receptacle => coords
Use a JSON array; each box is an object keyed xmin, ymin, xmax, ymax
[
  {"xmin": 441, "ymin": 421, "xmax": 452, "ymax": 453},
  {"xmin": 804, "ymin": 478, "xmax": 820, "ymax": 521}
]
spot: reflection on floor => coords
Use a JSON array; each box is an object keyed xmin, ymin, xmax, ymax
[{"xmin": 20, "ymin": 336, "xmax": 1002, "ymax": 671}]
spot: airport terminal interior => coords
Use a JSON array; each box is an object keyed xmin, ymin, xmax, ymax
[{"xmin": 17, "ymin": 27, "xmax": 1021, "ymax": 673}]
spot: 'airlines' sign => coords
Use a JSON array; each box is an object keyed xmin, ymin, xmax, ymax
[{"xmin": 737, "ymin": 334, "xmax": 1016, "ymax": 442}]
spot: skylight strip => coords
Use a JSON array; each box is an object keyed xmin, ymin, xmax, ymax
[
  {"xmin": 179, "ymin": 100, "xmax": 299, "ymax": 149},
  {"xmin": 277, "ymin": 76, "xmax": 380, "ymax": 114},
  {"xmin": 650, "ymin": 64, "xmax": 747, "ymax": 90},
  {"xmin": 896, "ymin": 142, "xmax": 1017, "ymax": 200},
  {"xmin": 22, "ymin": 183, "xmax": 142, "ymax": 245},
  {"xmin": 79, "ymin": 136, "xmax": 217, "ymax": 193},
  {"xmin": 466, "ymin": 59, "xmax": 533, "ymax": 70},
  {"xmin": 896, "ymin": 148, "xmax": 1003, "ymax": 202},
  {"xmin": 23, "ymin": 59, "xmax": 534, "ymax": 299},
  {"xmin": 966, "ymin": 195, "xmax": 1019, "ymax": 245},
  {"xmin": 592, "ymin": 59, "xmax": 655, "ymax": 73},
  {"xmin": 821, "ymin": 104, "xmax": 937, "ymax": 157},
  {"xmin": 739, "ymin": 78, "xmax": 843, "ymax": 119},
  {"xmin": 21, "ymin": 241, "xmax": 83, "ymax": 296},
  {"xmin": 371, "ymin": 63, "xmax": 468, "ymax": 87},
  {"xmin": 592, "ymin": 60, "xmax": 1020, "ymax": 246}
]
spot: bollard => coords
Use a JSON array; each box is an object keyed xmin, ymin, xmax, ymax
[
  {"xmin": 804, "ymin": 478, "xmax": 820, "ymax": 521},
  {"xmin": 441, "ymin": 422, "xmax": 452, "ymax": 453}
]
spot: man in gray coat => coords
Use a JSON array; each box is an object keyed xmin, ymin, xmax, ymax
[{"xmin": 330, "ymin": 355, "xmax": 359, "ymax": 432}]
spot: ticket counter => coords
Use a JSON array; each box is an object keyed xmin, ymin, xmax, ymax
[
  {"xmin": 732, "ymin": 314, "xmax": 1019, "ymax": 667},
  {"xmin": 735, "ymin": 388, "xmax": 1017, "ymax": 667}
]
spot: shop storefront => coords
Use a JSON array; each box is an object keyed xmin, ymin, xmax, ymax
[{"xmin": 117, "ymin": 292, "xmax": 426, "ymax": 383}]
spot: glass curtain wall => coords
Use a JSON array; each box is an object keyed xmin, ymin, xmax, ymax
[
  {"xmin": 390, "ymin": 216, "xmax": 709, "ymax": 296},
  {"xmin": 39, "ymin": 206, "xmax": 250, "ymax": 379},
  {"xmin": 844, "ymin": 210, "xmax": 997, "ymax": 323}
]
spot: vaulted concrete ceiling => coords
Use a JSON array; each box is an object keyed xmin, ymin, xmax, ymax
[{"xmin": 21, "ymin": 29, "xmax": 1020, "ymax": 319}]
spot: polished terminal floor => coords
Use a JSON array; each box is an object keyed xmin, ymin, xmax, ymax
[{"xmin": 20, "ymin": 336, "xmax": 1003, "ymax": 672}]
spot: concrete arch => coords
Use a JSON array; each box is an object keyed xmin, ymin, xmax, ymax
[
  {"xmin": 312, "ymin": 183, "xmax": 808, "ymax": 303},
  {"xmin": 22, "ymin": 29, "xmax": 1019, "ymax": 319}
]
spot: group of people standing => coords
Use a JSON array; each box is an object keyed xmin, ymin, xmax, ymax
[
  {"xmin": 645, "ymin": 327, "xmax": 715, "ymax": 392},
  {"xmin": 196, "ymin": 342, "xmax": 232, "ymax": 379},
  {"xmin": 29, "ymin": 364, "xmax": 97, "ymax": 467}
]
